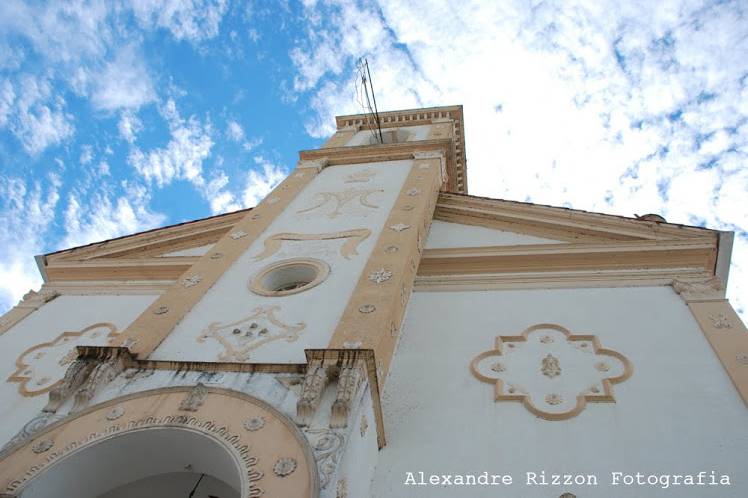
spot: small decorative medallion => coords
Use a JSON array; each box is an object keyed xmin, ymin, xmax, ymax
[
  {"xmin": 230, "ymin": 230, "xmax": 248, "ymax": 240},
  {"xmin": 709, "ymin": 313, "xmax": 732, "ymax": 329},
  {"xmin": 244, "ymin": 416, "xmax": 266, "ymax": 432},
  {"xmin": 368, "ymin": 268, "xmax": 392, "ymax": 283},
  {"xmin": 384, "ymin": 245, "xmax": 399, "ymax": 253},
  {"xmin": 182, "ymin": 275, "xmax": 202, "ymax": 288},
  {"xmin": 389, "ymin": 223, "xmax": 410, "ymax": 232},
  {"xmin": 267, "ymin": 197, "xmax": 280, "ymax": 204},
  {"xmin": 402, "ymin": 204, "xmax": 415, "ymax": 211},
  {"xmin": 406, "ymin": 187, "xmax": 421, "ymax": 196},
  {"xmin": 594, "ymin": 362, "xmax": 610, "ymax": 372},
  {"xmin": 737, "ymin": 353, "xmax": 748, "ymax": 365},
  {"xmin": 210, "ymin": 252, "xmax": 224, "ymax": 260},
  {"xmin": 545, "ymin": 394, "xmax": 563, "ymax": 405},
  {"xmin": 153, "ymin": 305, "xmax": 169, "ymax": 315},
  {"xmin": 343, "ymin": 340, "xmax": 363, "ymax": 349},
  {"xmin": 106, "ymin": 406, "xmax": 125, "ymax": 421},
  {"xmin": 540, "ymin": 335, "xmax": 554, "ymax": 343},
  {"xmin": 360, "ymin": 415, "xmax": 368, "ymax": 437},
  {"xmin": 273, "ymin": 457, "xmax": 297, "ymax": 477},
  {"xmin": 541, "ymin": 354, "xmax": 562, "ymax": 378},
  {"xmin": 490, "ymin": 362, "xmax": 506, "ymax": 373},
  {"xmin": 358, "ymin": 304, "xmax": 376, "ymax": 314},
  {"xmin": 32, "ymin": 439, "xmax": 54, "ymax": 454},
  {"xmin": 251, "ymin": 213, "xmax": 261, "ymax": 220}
]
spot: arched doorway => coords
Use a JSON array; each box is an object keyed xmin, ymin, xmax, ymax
[
  {"xmin": 21, "ymin": 426, "xmax": 240, "ymax": 498},
  {"xmin": 0, "ymin": 386, "xmax": 319, "ymax": 498}
]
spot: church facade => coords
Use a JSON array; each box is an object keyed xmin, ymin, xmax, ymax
[{"xmin": 0, "ymin": 105, "xmax": 745, "ymax": 497}]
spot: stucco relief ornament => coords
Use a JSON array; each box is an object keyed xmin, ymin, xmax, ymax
[
  {"xmin": 197, "ymin": 306, "xmax": 306, "ymax": 361},
  {"xmin": 344, "ymin": 168, "xmax": 376, "ymax": 183},
  {"xmin": 230, "ymin": 230, "xmax": 248, "ymax": 240},
  {"xmin": 368, "ymin": 268, "xmax": 392, "ymax": 284},
  {"xmin": 209, "ymin": 252, "xmax": 224, "ymax": 260},
  {"xmin": 358, "ymin": 304, "xmax": 376, "ymax": 314},
  {"xmin": 709, "ymin": 313, "xmax": 732, "ymax": 329},
  {"xmin": 470, "ymin": 323, "xmax": 633, "ymax": 421},
  {"xmin": 307, "ymin": 428, "xmax": 346, "ymax": 489},
  {"xmin": 153, "ymin": 305, "xmax": 169, "ymax": 315},
  {"xmin": 106, "ymin": 406, "xmax": 125, "ymax": 421},
  {"xmin": 297, "ymin": 187, "xmax": 382, "ymax": 218},
  {"xmin": 182, "ymin": 275, "xmax": 202, "ymax": 288},
  {"xmin": 179, "ymin": 383, "xmax": 208, "ymax": 412},
  {"xmin": 343, "ymin": 341, "xmax": 362, "ymax": 349},
  {"xmin": 541, "ymin": 354, "xmax": 561, "ymax": 378},
  {"xmin": 31, "ymin": 439, "xmax": 54, "ymax": 454},
  {"xmin": 273, "ymin": 457, "xmax": 297, "ymax": 477},
  {"xmin": 244, "ymin": 416, "xmax": 266, "ymax": 432},
  {"xmin": 389, "ymin": 223, "xmax": 410, "ymax": 232},
  {"xmin": 406, "ymin": 187, "xmax": 421, "ymax": 196},
  {"xmin": 7, "ymin": 323, "xmax": 120, "ymax": 397}
]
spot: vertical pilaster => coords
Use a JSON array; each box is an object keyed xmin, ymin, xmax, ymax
[
  {"xmin": 328, "ymin": 151, "xmax": 444, "ymax": 382},
  {"xmin": 673, "ymin": 277, "xmax": 748, "ymax": 407},
  {"xmin": 114, "ymin": 160, "xmax": 324, "ymax": 358}
]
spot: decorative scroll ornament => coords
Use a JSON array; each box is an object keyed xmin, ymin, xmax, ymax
[
  {"xmin": 7, "ymin": 323, "xmax": 119, "ymax": 397},
  {"xmin": 254, "ymin": 229, "xmax": 371, "ymax": 261},
  {"xmin": 197, "ymin": 306, "xmax": 306, "ymax": 362},
  {"xmin": 368, "ymin": 268, "xmax": 392, "ymax": 284},
  {"xmin": 470, "ymin": 323, "xmax": 633, "ymax": 421},
  {"xmin": 297, "ymin": 187, "xmax": 382, "ymax": 218},
  {"xmin": 672, "ymin": 277, "xmax": 724, "ymax": 301},
  {"xmin": 307, "ymin": 428, "xmax": 346, "ymax": 489}
]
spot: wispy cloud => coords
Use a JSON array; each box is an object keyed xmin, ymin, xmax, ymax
[
  {"xmin": 242, "ymin": 156, "xmax": 287, "ymax": 207},
  {"xmin": 131, "ymin": 0, "xmax": 229, "ymax": 42}
]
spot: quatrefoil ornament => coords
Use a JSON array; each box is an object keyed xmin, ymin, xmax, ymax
[{"xmin": 470, "ymin": 323, "xmax": 632, "ymax": 420}]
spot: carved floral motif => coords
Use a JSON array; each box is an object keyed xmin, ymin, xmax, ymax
[
  {"xmin": 7, "ymin": 323, "xmax": 119, "ymax": 397},
  {"xmin": 470, "ymin": 323, "xmax": 633, "ymax": 421},
  {"xmin": 368, "ymin": 268, "xmax": 392, "ymax": 284},
  {"xmin": 197, "ymin": 306, "xmax": 306, "ymax": 362},
  {"xmin": 389, "ymin": 223, "xmax": 410, "ymax": 232},
  {"xmin": 709, "ymin": 313, "xmax": 732, "ymax": 329},
  {"xmin": 182, "ymin": 275, "xmax": 202, "ymax": 288},
  {"xmin": 273, "ymin": 457, "xmax": 297, "ymax": 477}
]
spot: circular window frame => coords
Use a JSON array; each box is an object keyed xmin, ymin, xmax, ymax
[{"xmin": 249, "ymin": 258, "xmax": 330, "ymax": 297}]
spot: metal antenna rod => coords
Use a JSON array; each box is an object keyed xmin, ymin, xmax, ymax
[{"xmin": 364, "ymin": 59, "xmax": 384, "ymax": 144}]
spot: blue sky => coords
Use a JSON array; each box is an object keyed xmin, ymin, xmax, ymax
[{"xmin": 1, "ymin": 0, "xmax": 746, "ymax": 319}]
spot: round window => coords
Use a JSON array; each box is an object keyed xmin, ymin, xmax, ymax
[{"xmin": 249, "ymin": 258, "xmax": 330, "ymax": 297}]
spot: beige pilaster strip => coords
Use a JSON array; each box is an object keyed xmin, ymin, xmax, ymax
[
  {"xmin": 673, "ymin": 277, "xmax": 748, "ymax": 407},
  {"xmin": 328, "ymin": 151, "xmax": 444, "ymax": 381},
  {"xmin": 113, "ymin": 162, "xmax": 323, "ymax": 358}
]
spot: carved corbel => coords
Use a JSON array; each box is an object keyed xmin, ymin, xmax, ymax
[
  {"xmin": 297, "ymin": 359, "xmax": 331, "ymax": 426},
  {"xmin": 672, "ymin": 276, "xmax": 725, "ymax": 302},
  {"xmin": 71, "ymin": 353, "xmax": 125, "ymax": 414},
  {"xmin": 44, "ymin": 358, "xmax": 96, "ymax": 414},
  {"xmin": 330, "ymin": 359, "xmax": 366, "ymax": 428}
]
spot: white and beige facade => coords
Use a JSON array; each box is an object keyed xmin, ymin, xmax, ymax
[{"xmin": 0, "ymin": 105, "xmax": 746, "ymax": 497}]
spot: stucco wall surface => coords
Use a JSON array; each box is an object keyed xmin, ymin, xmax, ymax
[{"xmin": 372, "ymin": 286, "xmax": 748, "ymax": 497}]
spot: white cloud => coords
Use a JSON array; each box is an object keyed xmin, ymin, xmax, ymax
[
  {"xmin": 242, "ymin": 156, "xmax": 288, "ymax": 207},
  {"xmin": 61, "ymin": 187, "xmax": 165, "ymax": 250},
  {"xmin": 79, "ymin": 144, "xmax": 93, "ymax": 165},
  {"xmin": 2, "ymin": 74, "xmax": 75, "ymax": 155},
  {"xmin": 226, "ymin": 119, "xmax": 245, "ymax": 142},
  {"xmin": 131, "ymin": 0, "xmax": 229, "ymax": 42},
  {"xmin": 118, "ymin": 109, "xmax": 143, "ymax": 143},
  {"xmin": 0, "ymin": 175, "xmax": 60, "ymax": 312},
  {"xmin": 91, "ymin": 45, "xmax": 155, "ymax": 111},
  {"xmin": 128, "ymin": 99, "xmax": 213, "ymax": 187},
  {"xmin": 290, "ymin": 0, "xmax": 748, "ymax": 318}
]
